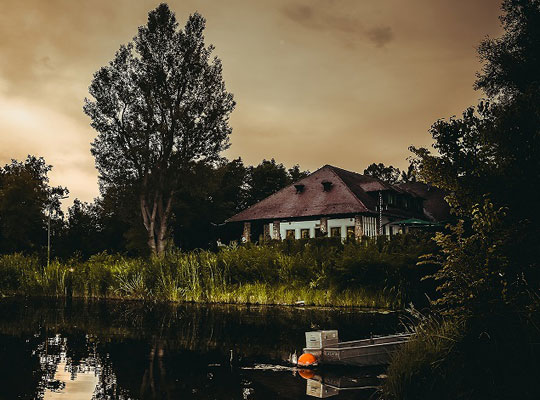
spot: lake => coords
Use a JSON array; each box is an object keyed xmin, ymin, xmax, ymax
[{"xmin": 0, "ymin": 297, "xmax": 402, "ymax": 399}]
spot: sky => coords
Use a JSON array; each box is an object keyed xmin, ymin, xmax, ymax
[{"xmin": 0, "ymin": 0, "xmax": 503, "ymax": 207}]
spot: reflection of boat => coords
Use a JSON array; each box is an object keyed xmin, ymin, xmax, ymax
[
  {"xmin": 299, "ymin": 330, "xmax": 411, "ymax": 367},
  {"xmin": 300, "ymin": 369, "xmax": 383, "ymax": 398}
]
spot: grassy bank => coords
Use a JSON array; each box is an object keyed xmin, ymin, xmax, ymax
[
  {"xmin": 0, "ymin": 234, "xmax": 436, "ymax": 308},
  {"xmin": 382, "ymin": 311, "xmax": 540, "ymax": 399}
]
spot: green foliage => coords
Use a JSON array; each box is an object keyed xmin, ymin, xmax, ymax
[
  {"xmin": 0, "ymin": 156, "xmax": 67, "ymax": 254},
  {"xmin": 245, "ymin": 159, "xmax": 309, "ymax": 206},
  {"xmin": 84, "ymin": 4, "xmax": 235, "ymax": 256},
  {"xmin": 384, "ymin": 314, "xmax": 464, "ymax": 400},
  {"xmin": 0, "ymin": 233, "xmax": 436, "ymax": 308},
  {"xmin": 386, "ymin": 2, "xmax": 540, "ymax": 398},
  {"xmin": 421, "ymin": 199, "xmax": 520, "ymax": 315},
  {"xmin": 408, "ymin": 0, "xmax": 540, "ymax": 316},
  {"xmin": 475, "ymin": 0, "xmax": 540, "ymax": 98},
  {"xmin": 363, "ymin": 162, "xmax": 402, "ymax": 184},
  {"xmin": 384, "ymin": 310, "xmax": 540, "ymax": 400}
]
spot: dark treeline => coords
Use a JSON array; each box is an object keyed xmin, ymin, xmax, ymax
[
  {"xmin": 384, "ymin": 1, "xmax": 540, "ymax": 399},
  {"xmin": 0, "ymin": 153, "xmax": 424, "ymax": 260},
  {"xmin": 0, "ymin": 157, "xmax": 313, "ymax": 259}
]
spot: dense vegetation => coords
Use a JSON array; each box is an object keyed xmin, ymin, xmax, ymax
[
  {"xmin": 383, "ymin": 1, "xmax": 540, "ymax": 399},
  {"xmin": 2, "ymin": 1, "xmax": 539, "ymax": 397},
  {"xmin": 0, "ymin": 156, "xmax": 311, "ymax": 256},
  {"xmin": 0, "ymin": 233, "xmax": 437, "ymax": 309}
]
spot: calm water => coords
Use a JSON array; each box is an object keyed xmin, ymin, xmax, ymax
[{"xmin": 0, "ymin": 298, "xmax": 401, "ymax": 400}]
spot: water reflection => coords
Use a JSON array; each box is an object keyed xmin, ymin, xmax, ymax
[
  {"xmin": 0, "ymin": 298, "xmax": 399, "ymax": 399},
  {"xmin": 298, "ymin": 369, "xmax": 382, "ymax": 398}
]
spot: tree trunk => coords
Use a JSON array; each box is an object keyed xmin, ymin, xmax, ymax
[{"xmin": 140, "ymin": 189, "xmax": 174, "ymax": 257}]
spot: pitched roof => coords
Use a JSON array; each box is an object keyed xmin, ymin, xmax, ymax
[
  {"xmin": 397, "ymin": 181, "xmax": 451, "ymax": 222},
  {"xmin": 227, "ymin": 165, "xmax": 400, "ymax": 223}
]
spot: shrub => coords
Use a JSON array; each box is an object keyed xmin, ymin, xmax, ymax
[{"xmin": 0, "ymin": 233, "xmax": 436, "ymax": 308}]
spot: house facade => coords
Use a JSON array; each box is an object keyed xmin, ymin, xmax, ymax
[{"xmin": 227, "ymin": 165, "xmax": 448, "ymax": 242}]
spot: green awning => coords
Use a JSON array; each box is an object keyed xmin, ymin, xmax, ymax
[{"xmin": 391, "ymin": 218, "xmax": 443, "ymax": 227}]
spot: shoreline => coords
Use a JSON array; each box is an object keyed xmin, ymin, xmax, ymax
[{"xmin": 0, "ymin": 292, "xmax": 399, "ymax": 312}]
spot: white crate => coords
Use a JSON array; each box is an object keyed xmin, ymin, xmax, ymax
[{"xmin": 305, "ymin": 330, "xmax": 339, "ymax": 349}]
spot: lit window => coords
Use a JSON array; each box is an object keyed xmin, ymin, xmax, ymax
[
  {"xmin": 330, "ymin": 227, "xmax": 341, "ymax": 237},
  {"xmin": 300, "ymin": 229, "xmax": 310, "ymax": 239},
  {"xmin": 286, "ymin": 229, "xmax": 295, "ymax": 239}
]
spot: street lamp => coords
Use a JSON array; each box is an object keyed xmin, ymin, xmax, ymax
[{"xmin": 47, "ymin": 195, "xmax": 69, "ymax": 268}]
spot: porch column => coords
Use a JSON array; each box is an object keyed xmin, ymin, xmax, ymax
[
  {"xmin": 272, "ymin": 220, "xmax": 281, "ymax": 240},
  {"xmin": 354, "ymin": 215, "xmax": 364, "ymax": 240},
  {"xmin": 263, "ymin": 223, "xmax": 271, "ymax": 242},
  {"xmin": 242, "ymin": 222, "xmax": 251, "ymax": 243},
  {"xmin": 320, "ymin": 217, "xmax": 328, "ymax": 236}
]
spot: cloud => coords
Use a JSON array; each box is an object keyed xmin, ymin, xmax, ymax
[
  {"xmin": 282, "ymin": 3, "xmax": 362, "ymax": 35},
  {"xmin": 366, "ymin": 26, "xmax": 394, "ymax": 48},
  {"xmin": 280, "ymin": 3, "xmax": 394, "ymax": 48}
]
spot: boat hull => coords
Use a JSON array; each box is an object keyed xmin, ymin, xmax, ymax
[{"xmin": 302, "ymin": 331, "xmax": 411, "ymax": 366}]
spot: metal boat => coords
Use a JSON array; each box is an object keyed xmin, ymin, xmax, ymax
[{"xmin": 299, "ymin": 330, "xmax": 411, "ymax": 367}]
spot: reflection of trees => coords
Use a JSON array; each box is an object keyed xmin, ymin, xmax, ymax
[
  {"xmin": 10, "ymin": 328, "xmax": 130, "ymax": 400},
  {"xmin": 0, "ymin": 298, "xmax": 400, "ymax": 399},
  {"xmin": 36, "ymin": 334, "xmax": 66, "ymax": 396}
]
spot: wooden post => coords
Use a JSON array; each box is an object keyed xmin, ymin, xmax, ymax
[
  {"xmin": 320, "ymin": 217, "xmax": 328, "ymax": 236},
  {"xmin": 263, "ymin": 223, "xmax": 271, "ymax": 242},
  {"xmin": 242, "ymin": 222, "xmax": 251, "ymax": 243},
  {"xmin": 354, "ymin": 215, "xmax": 363, "ymax": 240}
]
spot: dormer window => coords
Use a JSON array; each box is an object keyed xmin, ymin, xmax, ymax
[
  {"xmin": 322, "ymin": 181, "xmax": 333, "ymax": 192},
  {"xmin": 294, "ymin": 184, "xmax": 305, "ymax": 193}
]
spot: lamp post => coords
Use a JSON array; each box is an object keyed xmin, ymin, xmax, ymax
[{"xmin": 47, "ymin": 195, "xmax": 69, "ymax": 268}]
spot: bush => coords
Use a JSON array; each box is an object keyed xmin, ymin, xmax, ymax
[
  {"xmin": 383, "ymin": 310, "xmax": 540, "ymax": 400},
  {"xmin": 0, "ymin": 233, "xmax": 437, "ymax": 308}
]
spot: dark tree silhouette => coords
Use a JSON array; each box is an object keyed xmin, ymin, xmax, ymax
[
  {"xmin": 84, "ymin": 4, "xmax": 235, "ymax": 256},
  {"xmin": 475, "ymin": 0, "xmax": 540, "ymax": 98},
  {"xmin": 0, "ymin": 156, "xmax": 67, "ymax": 254},
  {"xmin": 244, "ymin": 159, "xmax": 309, "ymax": 206},
  {"xmin": 363, "ymin": 162, "xmax": 401, "ymax": 184},
  {"xmin": 400, "ymin": 163, "xmax": 417, "ymax": 183},
  {"xmin": 409, "ymin": 0, "xmax": 540, "ymax": 313}
]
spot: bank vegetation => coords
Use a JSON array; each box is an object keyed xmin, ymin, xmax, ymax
[{"xmin": 0, "ymin": 233, "xmax": 437, "ymax": 309}]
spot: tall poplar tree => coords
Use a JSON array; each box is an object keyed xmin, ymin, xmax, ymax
[{"xmin": 84, "ymin": 4, "xmax": 235, "ymax": 256}]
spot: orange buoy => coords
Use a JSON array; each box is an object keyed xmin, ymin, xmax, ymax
[
  {"xmin": 298, "ymin": 369, "xmax": 315, "ymax": 379},
  {"xmin": 297, "ymin": 352, "xmax": 317, "ymax": 367}
]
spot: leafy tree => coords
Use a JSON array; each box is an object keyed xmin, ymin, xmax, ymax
[
  {"xmin": 171, "ymin": 158, "xmax": 248, "ymax": 249},
  {"xmin": 244, "ymin": 159, "xmax": 309, "ymax": 206},
  {"xmin": 363, "ymin": 162, "xmax": 401, "ymax": 184},
  {"xmin": 475, "ymin": 0, "xmax": 540, "ymax": 99},
  {"xmin": 0, "ymin": 156, "xmax": 67, "ymax": 254},
  {"xmin": 97, "ymin": 185, "xmax": 148, "ymax": 256},
  {"xmin": 84, "ymin": 4, "xmax": 235, "ymax": 256},
  {"xmin": 288, "ymin": 164, "xmax": 310, "ymax": 182},
  {"xmin": 426, "ymin": 200, "xmax": 524, "ymax": 314},
  {"xmin": 410, "ymin": 0, "xmax": 540, "ymax": 316},
  {"xmin": 400, "ymin": 163, "xmax": 417, "ymax": 183},
  {"xmin": 246, "ymin": 159, "xmax": 289, "ymax": 205},
  {"xmin": 60, "ymin": 199, "xmax": 105, "ymax": 259}
]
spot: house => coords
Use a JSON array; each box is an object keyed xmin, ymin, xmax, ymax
[{"xmin": 226, "ymin": 165, "xmax": 449, "ymax": 242}]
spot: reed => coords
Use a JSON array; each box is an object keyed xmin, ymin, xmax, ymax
[
  {"xmin": 382, "ymin": 314, "xmax": 464, "ymax": 399},
  {"xmin": 0, "ymin": 233, "xmax": 435, "ymax": 308}
]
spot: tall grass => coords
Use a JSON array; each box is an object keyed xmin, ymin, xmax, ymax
[
  {"xmin": 382, "ymin": 313, "xmax": 464, "ymax": 399},
  {"xmin": 382, "ymin": 309, "xmax": 540, "ymax": 399},
  {"xmin": 0, "ymin": 233, "xmax": 436, "ymax": 308}
]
